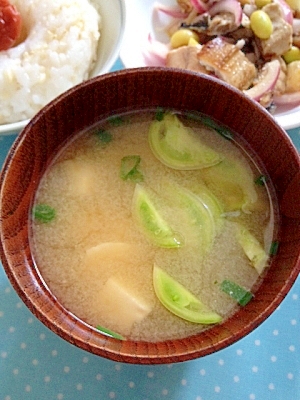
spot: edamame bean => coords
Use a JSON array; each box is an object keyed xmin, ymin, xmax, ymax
[
  {"xmin": 250, "ymin": 10, "xmax": 273, "ymax": 40},
  {"xmin": 285, "ymin": 0, "xmax": 300, "ymax": 11},
  {"xmin": 255, "ymin": 0, "xmax": 272, "ymax": 7},
  {"xmin": 283, "ymin": 46, "xmax": 300, "ymax": 64},
  {"xmin": 239, "ymin": 0, "xmax": 251, "ymax": 5},
  {"xmin": 170, "ymin": 29, "xmax": 198, "ymax": 48}
]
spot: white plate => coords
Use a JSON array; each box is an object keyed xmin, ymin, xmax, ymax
[
  {"xmin": 120, "ymin": 0, "xmax": 300, "ymax": 131},
  {"xmin": 0, "ymin": 0, "xmax": 126, "ymax": 136}
]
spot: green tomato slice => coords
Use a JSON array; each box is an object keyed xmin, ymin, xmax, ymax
[
  {"xmin": 148, "ymin": 113, "xmax": 222, "ymax": 170},
  {"xmin": 153, "ymin": 265, "xmax": 222, "ymax": 324},
  {"xmin": 132, "ymin": 184, "xmax": 184, "ymax": 248},
  {"xmin": 202, "ymin": 157, "xmax": 258, "ymax": 213},
  {"xmin": 236, "ymin": 225, "xmax": 269, "ymax": 275},
  {"xmin": 191, "ymin": 183, "xmax": 224, "ymax": 231},
  {"xmin": 164, "ymin": 183, "xmax": 217, "ymax": 254}
]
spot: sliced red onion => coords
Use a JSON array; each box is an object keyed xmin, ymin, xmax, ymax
[
  {"xmin": 293, "ymin": 18, "xmax": 300, "ymax": 35},
  {"xmin": 273, "ymin": 0, "xmax": 293, "ymax": 25},
  {"xmin": 243, "ymin": 59, "xmax": 281, "ymax": 101},
  {"xmin": 209, "ymin": 0, "xmax": 243, "ymax": 26},
  {"xmin": 273, "ymin": 91, "xmax": 300, "ymax": 106},
  {"xmin": 143, "ymin": 34, "xmax": 169, "ymax": 66},
  {"xmin": 191, "ymin": 0, "xmax": 209, "ymax": 14},
  {"xmin": 154, "ymin": 2, "xmax": 189, "ymax": 19}
]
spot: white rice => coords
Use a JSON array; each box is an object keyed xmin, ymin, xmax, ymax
[{"xmin": 0, "ymin": 0, "xmax": 101, "ymax": 124}]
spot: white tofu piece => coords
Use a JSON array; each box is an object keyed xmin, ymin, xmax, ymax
[
  {"xmin": 97, "ymin": 276, "xmax": 153, "ymax": 335},
  {"xmin": 63, "ymin": 159, "xmax": 96, "ymax": 196},
  {"xmin": 85, "ymin": 242, "xmax": 134, "ymax": 266}
]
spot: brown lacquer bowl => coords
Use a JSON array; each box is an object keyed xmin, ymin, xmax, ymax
[{"xmin": 1, "ymin": 68, "xmax": 300, "ymax": 364}]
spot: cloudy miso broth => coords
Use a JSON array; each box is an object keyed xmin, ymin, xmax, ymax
[{"xmin": 31, "ymin": 110, "xmax": 278, "ymax": 342}]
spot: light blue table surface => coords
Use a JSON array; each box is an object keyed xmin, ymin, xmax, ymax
[{"xmin": 1, "ymin": 59, "xmax": 300, "ymax": 400}]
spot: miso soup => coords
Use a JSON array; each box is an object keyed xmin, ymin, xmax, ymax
[{"xmin": 30, "ymin": 110, "xmax": 278, "ymax": 342}]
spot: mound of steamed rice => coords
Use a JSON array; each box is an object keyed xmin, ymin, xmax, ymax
[{"xmin": 0, "ymin": 0, "xmax": 101, "ymax": 124}]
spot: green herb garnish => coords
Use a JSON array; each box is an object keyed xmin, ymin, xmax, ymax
[
  {"xmin": 220, "ymin": 280, "xmax": 253, "ymax": 306},
  {"xmin": 32, "ymin": 204, "xmax": 55, "ymax": 223},
  {"xmin": 120, "ymin": 155, "xmax": 144, "ymax": 182},
  {"xmin": 108, "ymin": 116, "xmax": 124, "ymax": 126},
  {"xmin": 95, "ymin": 129, "xmax": 112, "ymax": 144},
  {"xmin": 155, "ymin": 108, "xmax": 165, "ymax": 121},
  {"xmin": 200, "ymin": 116, "xmax": 233, "ymax": 140},
  {"xmin": 255, "ymin": 175, "xmax": 267, "ymax": 186},
  {"xmin": 96, "ymin": 325, "xmax": 125, "ymax": 340},
  {"xmin": 269, "ymin": 240, "xmax": 279, "ymax": 256}
]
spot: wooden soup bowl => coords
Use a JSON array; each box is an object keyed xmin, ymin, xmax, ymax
[{"xmin": 1, "ymin": 68, "xmax": 300, "ymax": 364}]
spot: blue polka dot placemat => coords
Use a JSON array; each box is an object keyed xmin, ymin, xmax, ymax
[
  {"xmin": 1, "ymin": 84, "xmax": 300, "ymax": 400},
  {"xmin": 1, "ymin": 260, "xmax": 299, "ymax": 400}
]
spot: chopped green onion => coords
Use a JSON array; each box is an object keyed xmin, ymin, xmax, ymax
[
  {"xmin": 269, "ymin": 240, "xmax": 279, "ymax": 256},
  {"xmin": 199, "ymin": 116, "xmax": 233, "ymax": 140},
  {"xmin": 120, "ymin": 155, "xmax": 144, "ymax": 182},
  {"xmin": 220, "ymin": 280, "xmax": 253, "ymax": 306},
  {"xmin": 155, "ymin": 108, "xmax": 165, "ymax": 121},
  {"xmin": 255, "ymin": 175, "xmax": 267, "ymax": 186},
  {"xmin": 95, "ymin": 129, "xmax": 112, "ymax": 144},
  {"xmin": 108, "ymin": 116, "xmax": 124, "ymax": 126},
  {"xmin": 32, "ymin": 204, "xmax": 55, "ymax": 223},
  {"xmin": 96, "ymin": 325, "xmax": 125, "ymax": 340}
]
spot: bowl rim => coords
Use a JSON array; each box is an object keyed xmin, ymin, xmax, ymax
[{"xmin": 1, "ymin": 67, "xmax": 300, "ymax": 364}]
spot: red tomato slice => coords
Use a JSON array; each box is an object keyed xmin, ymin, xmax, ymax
[{"xmin": 0, "ymin": 0, "xmax": 22, "ymax": 51}]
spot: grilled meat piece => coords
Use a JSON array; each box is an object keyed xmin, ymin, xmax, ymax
[
  {"xmin": 182, "ymin": 12, "xmax": 239, "ymax": 36},
  {"xmin": 259, "ymin": 3, "xmax": 293, "ymax": 57},
  {"xmin": 197, "ymin": 37, "xmax": 257, "ymax": 90},
  {"xmin": 206, "ymin": 12, "xmax": 239, "ymax": 35},
  {"xmin": 166, "ymin": 45, "xmax": 208, "ymax": 73}
]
